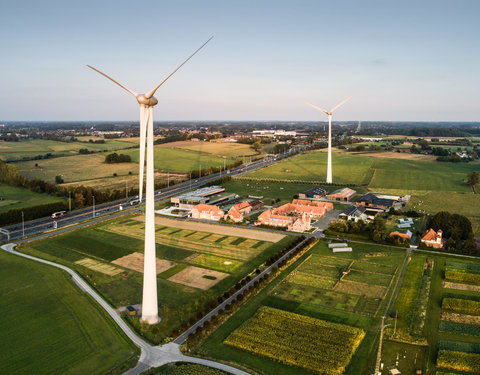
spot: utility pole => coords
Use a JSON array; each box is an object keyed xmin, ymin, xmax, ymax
[
  {"xmin": 126, "ymin": 180, "xmax": 128, "ymax": 198},
  {"xmin": 93, "ymin": 196, "xmax": 95, "ymax": 218},
  {"xmin": 167, "ymin": 171, "xmax": 170, "ymax": 188},
  {"xmin": 68, "ymin": 191, "xmax": 71, "ymax": 212},
  {"xmin": 189, "ymin": 172, "xmax": 192, "ymax": 190},
  {"xmin": 22, "ymin": 211, "xmax": 25, "ymax": 238},
  {"xmin": 199, "ymin": 164, "xmax": 201, "ymax": 178}
]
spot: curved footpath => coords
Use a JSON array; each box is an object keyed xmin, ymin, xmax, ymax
[{"xmin": 1, "ymin": 243, "xmax": 250, "ymax": 375}]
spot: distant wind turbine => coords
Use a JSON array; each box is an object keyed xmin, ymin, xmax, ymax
[
  {"xmin": 87, "ymin": 36, "xmax": 213, "ymax": 324},
  {"xmin": 306, "ymin": 97, "xmax": 351, "ymax": 184}
]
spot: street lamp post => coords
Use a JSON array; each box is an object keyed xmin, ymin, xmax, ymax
[
  {"xmin": 22, "ymin": 211, "xmax": 25, "ymax": 238},
  {"xmin": 93, "ymin": 196, "xmax": 95, "ymax": 218}
]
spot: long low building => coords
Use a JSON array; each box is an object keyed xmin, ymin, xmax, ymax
[
  {"xmin": 171, "ymin": 186, "xmax": 235, "ymax": 209},
  {"xmin": 256, "ymin": 199, "xmax": 333, "ymax": 232}
]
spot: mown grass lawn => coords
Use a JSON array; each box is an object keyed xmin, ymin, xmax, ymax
[
  {"xmin": 0, "ymin": 184, "xmax": 65, "ymax": 214},
  {"xmin": 0, "ymin": 251, "xmax": 138, "ymax": 375}
]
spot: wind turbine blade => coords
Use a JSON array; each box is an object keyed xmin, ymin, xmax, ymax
[
  {"xmin": 145, "ymin": 36, "xmax": 214, "ymax": 99},
  {"xmin": 306, "ymin": 102, "xmax": 329, "ymax": 115},
  {"xmin": 86, "ymin": 65, "xmax": 138, "ymax": 97},
  {"xmin": 330, "ymin": 96, "xmax": 352, "ymax": 113}
]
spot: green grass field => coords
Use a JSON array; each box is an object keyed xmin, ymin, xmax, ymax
[
  {"xmin": 0, "ymin": 251, "xmax": 138, "ymax": 375},
  {"xmin": 158, "ymin": 140, "xmax": 258, "ymax": 158},
  {"xmin": 124, "ymin": 146, "xmax": 236, "ymax": 172},
  {"xmin": 19, "ymin": 216, "xmax": 296, "ymax": 343},
  {"xmin": 247, "ymin": 151, "xmax": 374, "ymax": 185},
  {"xmin": 15, "ymin": 153, "xmax": 139, "ymax": 184},
  {"xmin": 0, "ymin": 138, "xmax": 137, "ymax": 161},
  {"xmin": 0, "ymin": 184, "xmax": 65, "ymax": 214},
  {"xmin": 246, "ymin": 151, "xmax": 479, "ymax": 192}
]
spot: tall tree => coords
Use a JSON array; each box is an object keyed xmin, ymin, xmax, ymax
[{"xmin": 467, "ymin": 171, "xmax": 479, "ymax": 189}]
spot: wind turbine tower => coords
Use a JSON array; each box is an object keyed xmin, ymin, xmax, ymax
[
  {"xmin": 88, "ymin": 37, "xmax": 212, "ymax": 324},
  {"xmin": 307, "ymin": 97, "xmax": 351, "ymax": 184}
]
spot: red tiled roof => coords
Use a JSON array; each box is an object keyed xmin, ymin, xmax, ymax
[
  {"xmin": 422, "ymin": 228, "xmax": 438, "ymax": 242},
  {"xmin": 389, "ymin": 232, "xmax": 410, "ymax": 239}
]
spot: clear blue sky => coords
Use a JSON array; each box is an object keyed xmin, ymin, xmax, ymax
[{"xmin": 0, "ymin": 0, "xmax": 479, "ymax": 121}]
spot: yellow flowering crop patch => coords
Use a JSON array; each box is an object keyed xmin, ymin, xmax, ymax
[{"xmin": 224, "ymin": 306, "xmax": 365, "ymax": 374}]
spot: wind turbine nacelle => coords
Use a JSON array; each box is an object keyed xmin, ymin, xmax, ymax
[{"xmin": 136, "ymin": 94, "xmax": 158, "ymax": 106}]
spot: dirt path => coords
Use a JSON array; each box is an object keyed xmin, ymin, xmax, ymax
[{"xmin": 134, "ymin": 216, "xmax": 285, "ymax": 242}]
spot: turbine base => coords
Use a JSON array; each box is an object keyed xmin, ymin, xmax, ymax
[{"xmin": 141, "ymin": 314, "xmax": 161, "ymax": 325}]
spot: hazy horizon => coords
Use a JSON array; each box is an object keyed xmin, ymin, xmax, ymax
[{"xmin": 1, "ymin": 0, "xmax": 479, "ymax": 122}]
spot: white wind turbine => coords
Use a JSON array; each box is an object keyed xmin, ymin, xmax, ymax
[
  {"xmin": 306, "ymin": 97, "xmax": 351, "ymax": 184},
  {"xmin": 87, "ymin": 37, "xmax": 213, "ymax": 324}
]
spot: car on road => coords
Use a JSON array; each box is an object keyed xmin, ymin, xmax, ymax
[
  {"xmin": 51, "ymin": 211, "xmax": 67, "ymax": 219},
  {"xmin": 128, "ymin": 197, "xmax": 140, "ymax": 206}
]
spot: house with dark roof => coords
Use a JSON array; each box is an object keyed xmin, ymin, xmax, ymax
[
  {"xmin": 356, "ymin": 193, "xmax": 396, "ymax": 210},
  {"xmin": 339, "ymin": 205, "xmax": 380, "ymax": 223},
  {"xmin": 299, "ymin": 186, "xmax": 328, "ymax": 200}
]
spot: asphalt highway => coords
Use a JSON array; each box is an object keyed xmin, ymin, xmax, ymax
[{"xmin": 1, "ymin": 153, "xmax": 289, "ymax": 242}]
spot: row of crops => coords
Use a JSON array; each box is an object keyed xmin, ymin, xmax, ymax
[
  {"xmin": 224, "ymin": 306, "xmax": 365, "ymax": 375},
  {"xmin": 437, "ymin": 261, "xmax": 480, "ymax": 373}
]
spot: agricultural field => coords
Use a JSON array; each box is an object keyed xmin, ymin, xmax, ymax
[
  {"xmin": 0, "ymin": 250, "xmax": 137, "ymax": 375},
  {"xmin": 195, "ymin": 241, "xmax": 405, "ymax": 375},
  {"xmin": 0, "ymin": 138, "xmax": 137, "ymax": 161},
  {"xmin": 388, "ymin": 255, "xmax": 432, "ymax": 341},
  {"xmin": 157, "ymin": 140, "xmax": 259, "ymax": 158},
  {"xmin": 383, "ymin": 253, "xmax": 480, "ymax": 375},
  {"xmin": 18, "ymin": 215, "xmax": 295, "ymax": 342},
  {"xmin": 270, "ymin": 242, "xmax": 403, "ymax": 316},
  {"xmin": 224, "ymin": 306, "xmax": 365, "ymax": 375},
  {"xmin": 15, "ymin": 153, "xmax": 139, "ymax": 184},
  {"xmin": 124, "ymin": 146, "xmax": 236, "ymax": 172},
  {"xmin": 247, "ymin": 150, "xmax": 479, "ymax": 192},
  {"xmin": 0, "ymin": 184, "xmax": 65, "ymax": 214}
]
